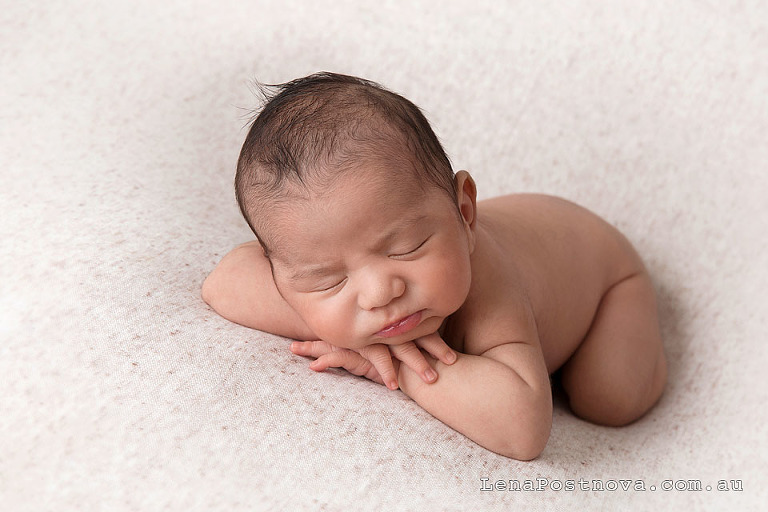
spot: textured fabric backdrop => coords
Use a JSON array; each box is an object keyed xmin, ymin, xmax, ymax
[{"xmin": 2, "ymin": 1, "xmax": 766, "ymax": 510}]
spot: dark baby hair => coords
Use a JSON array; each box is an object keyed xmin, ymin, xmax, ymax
[{"xmin": 234, "ymin": 72, "xmax": 455, "ymax": 251}]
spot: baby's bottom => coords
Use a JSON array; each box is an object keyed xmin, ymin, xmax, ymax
[{"xmin": 559, "ymin": 271, "xmax": 667, "ymax": 426}]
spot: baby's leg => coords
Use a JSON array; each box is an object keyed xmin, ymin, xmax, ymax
[{"xmin": 560, "ymin": 271, "xmax": 667, "ymax": 426}]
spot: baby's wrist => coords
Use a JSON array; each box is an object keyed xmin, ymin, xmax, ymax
[{"xmin": 395, "ymin": 358, "xmax": 414, "ymax": 393}]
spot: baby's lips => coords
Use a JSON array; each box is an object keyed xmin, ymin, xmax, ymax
[{"xmin": 376, "ymin": 310, "xmax": 423, "ymax": 338}]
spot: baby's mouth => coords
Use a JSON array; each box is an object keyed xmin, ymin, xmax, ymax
[{"xmin": 376, "ymin": 310, "xmax": 423, "ymax": 338}]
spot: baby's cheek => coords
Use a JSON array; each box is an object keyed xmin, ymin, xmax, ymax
[
  {"xmin": 431, "ymin": 253, "xmax": 471, "ymax": 304},
  {"xmin": 306, "ymin": 302, "xmax": 355, "ymax": 345}
]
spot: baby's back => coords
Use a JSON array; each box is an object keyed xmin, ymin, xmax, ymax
[{"xmin": 474, "ymin": 194, "xmax": 644, "ymax": 372}]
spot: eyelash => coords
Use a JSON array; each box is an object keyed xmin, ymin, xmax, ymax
[
  {"xmin": 316, "ymin": 277, "xmax": 347, "ymax": 293},
  {"xmin": 392, "ymin": 236, "xmax": 430, "ymax": 258}
]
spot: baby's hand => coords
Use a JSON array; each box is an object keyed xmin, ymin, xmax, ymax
[
  {"xmin": 387, "ymin": 332, "xmax": 458, "ymax": 387},
  {"xmin": 289, "ymin": 333, "xmax": 457, "ymax": 390},
  {"xmin": 290, "ymin": 340, "xmax": 388, "ymax": 385}
]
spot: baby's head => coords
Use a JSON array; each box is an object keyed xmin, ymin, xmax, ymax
[{"xmin": 235, "ymin": 72, "xmax": 478, "ymax": 348}]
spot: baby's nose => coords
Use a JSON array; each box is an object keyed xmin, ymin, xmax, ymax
[{"xmin": 358, "ymin": 272, "xmax": 406, "ymax": 310}]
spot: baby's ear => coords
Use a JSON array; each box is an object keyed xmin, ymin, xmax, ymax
[{"xmin": 454, "ymin": 171, "xmax": 477, "ymax": 229}]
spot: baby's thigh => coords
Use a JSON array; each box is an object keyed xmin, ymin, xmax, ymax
[{"xmin": 560, "ymin": 271, "xmax": 667, "ymax": 426}]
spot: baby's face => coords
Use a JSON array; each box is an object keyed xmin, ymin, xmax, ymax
[{"xmin": 265, "ymin": 163, "xmax": 475, "ymax": 350}]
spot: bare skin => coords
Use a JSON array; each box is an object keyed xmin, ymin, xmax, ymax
[{"xmin": 202, "ymin": 167, "xmax": 666, "ymax": 460}]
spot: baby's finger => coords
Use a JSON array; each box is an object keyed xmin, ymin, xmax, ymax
[
  {"xmin": 359, "ymin": 344, "xmax": 399, "ymax": 390},
  {"xmin": 309, "ymin": 350, "xmax": 369, "ymax": 375},
  {"xmin": 416, "ymin": 332, "xmax": 458, "ymax": 365},
  {"xmin": 390, "ymin": 342, "xmax": 438, "ymax": 384},
  {"xmin": 290, "ymin": 340, "xmax": 335, "ymax": 358}
]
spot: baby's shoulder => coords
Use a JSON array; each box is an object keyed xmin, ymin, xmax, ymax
[
  {"xmin": 479, "ymin": 193, "xmax": 604, "ymax": 227},
  {"xmin": 478, "ymin": 193, "xmax": 637, "ymax": 267}
]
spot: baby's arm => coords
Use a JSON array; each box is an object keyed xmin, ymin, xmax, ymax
[
  {"xmin": 291, "ymin": 336, "xmax": 457, "ymax": 389},
  {"xmin": 202, "ymin": 241, "xmax": 316, "ymax": 340},
  {"xmin": 398, "ymin": 333, "xmax": 552, "ymax": 460},
  {"xmin": 295, "ymin": 332, "xmax": 552, "ymax": 459}
]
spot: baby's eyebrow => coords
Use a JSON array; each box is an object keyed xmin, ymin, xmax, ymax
[
  {"xmin": 373, "ymin": 213, "xmax": 429, "ymax": 250},
  {"xmin": 288, "ymin": 265, "xmax": 338, "ymax": 282}
]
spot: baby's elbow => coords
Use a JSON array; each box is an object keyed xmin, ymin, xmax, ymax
[
  {"xmin": 496, "ymin": 428, "xmax": 549, "ymax": 461},
  {"xmin": 493, "ymin": 404, "xmax": 552, "ymax": 461},
  {"xmin": 200, "ymin": 272, "xmax": 217, "ymax": 307},
  {"xmin": 201, "ymin": 270, "xmax": 229, "ymax": 315},
  {"xmin": 489, "ymin": 424, "xmax": 549, "ymax": 461}
]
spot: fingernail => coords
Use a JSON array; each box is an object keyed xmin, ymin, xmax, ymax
[
  {"xmin": 387, "ymin": 380, "xmax": 399, "ymax": 390},
  {"xmin": 290, "ymin": 342, "xmax": 298, "ymax": 352},
  {"xmin": 425, "ymin": 368, "xmax": 438, "ymax": 382},
  {"xmin": 446, "ymin": 351, "xmax": 457, "ymax": 364}
]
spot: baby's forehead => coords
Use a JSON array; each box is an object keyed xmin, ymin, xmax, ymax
[{"xmin": 284, "ymin": 152, "xmax": 433, "ymax": 207}]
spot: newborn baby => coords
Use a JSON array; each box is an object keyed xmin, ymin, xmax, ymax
[{"xmin": 202, "ymin": 72, "xmax": 667, "ymax": 460}]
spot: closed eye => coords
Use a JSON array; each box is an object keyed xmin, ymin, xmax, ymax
[
  {"xmin": 315, "ymin": 277, "xmax": 347, "ymax": 293},
  {"xmin": 391, "ymin": 236, "xmax": 431, "ymax": 259}
]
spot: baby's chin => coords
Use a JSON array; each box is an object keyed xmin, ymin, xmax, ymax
[{"xmin": 370, "ymin": 318, "xmax": 447, "ymax": 347}]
